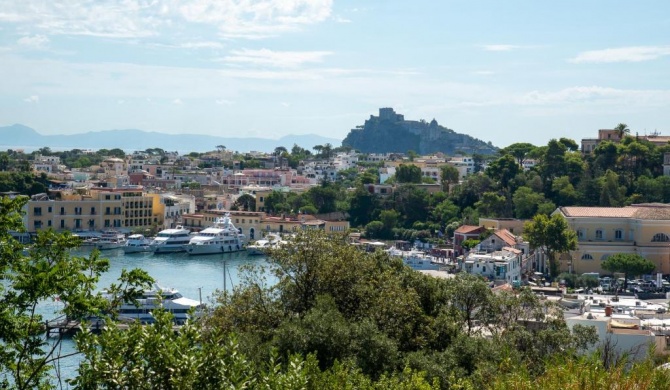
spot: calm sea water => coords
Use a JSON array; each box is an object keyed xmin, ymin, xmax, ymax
[{"xmin": 40, "ymin": 248, "xmax": 270, "ymax": 387}]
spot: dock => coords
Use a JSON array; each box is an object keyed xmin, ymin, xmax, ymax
[{"xmin": 45, "ymin": 317, "xmax": 183, "ymax": 336}]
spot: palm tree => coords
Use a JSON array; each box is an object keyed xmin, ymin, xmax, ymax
[{"xmin": 614, "ymin": 123, "xmax": 630, "ymax": 140}]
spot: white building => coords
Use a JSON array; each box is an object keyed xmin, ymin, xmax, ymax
[
  {"xmin": 447, "ymin": 156, "xmax": 474, "ymax": 179},
  {"xmin": 566, "ymin": 311, "xmax": 664, "ymax": 362},
  {"xmin": 462, "ymin": 248, "xmax": 522, "ymax": 284}
]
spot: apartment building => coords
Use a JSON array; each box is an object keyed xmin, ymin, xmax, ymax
[{"xmin": 24, "ymin": 187, "xmax": 164, "ymax": 233}]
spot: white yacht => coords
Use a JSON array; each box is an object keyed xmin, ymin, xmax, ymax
[
  {"xmin": 387, "ymin": 248, "xmax": 441, "ymax": 271},
  {"xmin": 183, "ymin": 214, "xmax": 245, "ymax": 255},
  {"xmin": 94, "ymin": 230, "xmax": 127, "ymax": 250},
  {"xmin": 151, "ymin": 226, "xmax": 192, "ymax": 254},
  {"xmin": 247, "ymin": 233, "xmax": 283, "ymax": 256},
  {"xmin": 102, "ymin": 283, "xmax": 204, "ymax": 325},
  {"xmin": 123, "ymin": 234, "xmax": 153, "ymax": 253}
]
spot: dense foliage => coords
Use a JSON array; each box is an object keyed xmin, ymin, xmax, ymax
[{"xmin": 2, "ymin": 208, "xmax": 670, "ymax": 389}]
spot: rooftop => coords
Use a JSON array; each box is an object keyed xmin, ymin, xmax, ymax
[{"xmin": 559, "ymin": 203, "xmax": 670, "ymax": 220}]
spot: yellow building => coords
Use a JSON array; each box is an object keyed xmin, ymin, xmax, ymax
[
  {"xmin": 554, "ymin": 204, "xmax": 670, "ymax": 275},
  {"xmin": 24, "ymin": 188, "xmax": 163, "ymax": 233}
]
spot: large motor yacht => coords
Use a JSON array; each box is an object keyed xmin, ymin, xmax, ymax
[
  {"xmin": 183, "ymin": 214, "xmax": 245, "ymax": 255},
  {"xmin": 150, "ymin": 226, "xmax": 192, "ymax": 253},
  {"xmin": 95, "ymin": 283, "xmax": 203, "ymax": 325},
  {"xmin": 123, "ymin": 234, "xmax": 153, "ymax": 253},
  {"xmin": 94, "ymin": 230, "xmax": 127, "ymax": 250}
]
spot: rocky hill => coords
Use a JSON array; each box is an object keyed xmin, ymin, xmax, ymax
[{"xmin": 342, "ymin": 108, "xmax": 498, "ymax": 155}]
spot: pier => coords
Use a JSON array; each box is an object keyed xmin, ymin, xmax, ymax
[{"xmin": 45, "ymin": 317, "xmax": 184, "ymax": 337}]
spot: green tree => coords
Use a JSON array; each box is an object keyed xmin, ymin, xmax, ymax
[
  {"xmin": 523, "ymin": 213, "xmax": 577, "ymax": 277},
  {"xmin": 601, "ymin": 253, "xmax": 655, "ymax": 290},
  {"xmin": 235, "ymin": 193, "xmax": 257, "ymax": 211},
  {"xmin": 513, "ymin": 186, "xmax": 547, "ymax": 219},
  {"xmin": 349, "ymin": 187, "xmax": 378, "ymax": 227},
  {"xmin": 500, "ymin": 142, "xmax": 536, "ymax": 166},
  {"xmin": 486, "ymin": 154, "xmax": 521, "ymax": 189},
  {"xmin": 0, "ymin": 196, "xmax": 151, "ymax": 389},
  {"xmin": 614, "ymin": 122, "xmax": 630, "ymax": 139},
  {"xmin": 396, "ymin": 164, "xmax": 423, "ymax": 184},
  {"xmin": 439, "ymin": 165, "xmax": 459, "ymax": 193}
]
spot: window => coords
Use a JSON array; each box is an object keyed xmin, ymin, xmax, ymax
[
  {"xmin": 595, "ymin": 229, "xmax": 604, "ymax": 240},
  {"xmin": 581, "ymin": 254, "xmax": 594, "ymax": 260},
  {"xmin": 652, "ymin": 233, "xmax": 670, "ymax": 242},
  {"xmin": 48, "ymin": 206, "xmax": 52, "ymax": 213},
  {"xmin": 601, "ymin": 254, "xmax": 610, "ymax": 261},
  {"xmin": 615, "ymin": 229, "xmax": 623, "ymax": 240},
  {"xmin": 34, "ymin": 207, "xmax": 42, "ymax": 216},
  {"xmin": 60, "ymin": 220, "xmax": 65, "ymax": 229},
  {"xmin": 60, "ymin": 207, "xmax": 65, "ymax": 215},
  {"xmin": 34, "ymin": 221, "xmax": 42, "ymax": 229},
  {"xmin": 577, "ymin": 229, "xmax": 585, "ymax": 239}
]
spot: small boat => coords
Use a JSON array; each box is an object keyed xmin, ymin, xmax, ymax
[
  {"xmin": 123, "ymin": 234, "xmax": 153, "ymax": 253},
  {"xmin": 150, "ymin": 226, "xmax": 192, "ymax": 254},
  {"xmin": 94, "ymin": 230, "xmax": 126, "ymax": 250},
  {"xmin": 183, "ymin": 214, "xmax": 246, "ymax": 255}
]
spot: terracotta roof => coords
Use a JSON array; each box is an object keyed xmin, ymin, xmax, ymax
[
  {"xmin": 455, "ymin": 225, "xmax": 483, "ymax": 234},
  {"xmin": 494, "ymin": 229, "xmax": 517, "ymax": 246},
  {"xmin": 560, "ymin": 204, "xmax": 670, "ymax": 220},
  {"xmin": 559, "ymin": 207, "xmax": 637, "ymax": 218},
  {"xmin": 632, "ymin": 204, "xmax": 670, "ymax": 220}
]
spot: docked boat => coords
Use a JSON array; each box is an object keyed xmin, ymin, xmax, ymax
[
  {"xmin": 183, "ymin": 214, "xmax": 245, "ymax": 255},
  {"xmin": 247, "ymin": 233, "xmax": 283, "ymax": 255},
  {"xmin": 150, "ymin": 226, "xmax": 192, "ymax": 254},
  {"xmin": 123, "ymin": 234, "xmax": 153, "ymax": 253},
  {"xmin": 94, "ymin": 230, "xmax": 126, "ymax": 250},
  {"xmin": 94, "ymin": 283, "xmax": 204, "ymax": 325},
  {"xmin": 388, "ymin": 248, "xmax": 441, "ymax": 271}
]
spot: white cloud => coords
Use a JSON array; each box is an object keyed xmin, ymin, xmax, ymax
[
  {"xmin": 0, "ymin": 1, "xmax": 162, "ymax": 38},
  {"xmin": 0, "ymin": 0, "xmax": 333, "ymax": 39},
  {"xmin": 280, "ymin": 101, "xmax": 290, "ymax": 107},
  {"xmin": 178, "ymin": 41, "xmax": 224, "ymax": 49},
  {"xmin": 17, "ymin": 34, "xmax": 49, "ymax": 49},
  {"xmin": 221, "ymin": 48, "xmax": 332, "ymax": 68},
  {"xmin": 333, "ymin": 16, "xmax": 352, "ymax": 23},
  {"xmin": 172, "ymin": 98, "xmax": 183, "ymax": 105},
  {"xmin": 569, "ymin": 46, "xmax": 670, "ymax": 63},
  {"xmin": 517, "ymin": 86, "xmax": 670, "ymax": 107},
  {"xmin": 215, "ymin": 99, "xmax": 234, "ymax": 105},
  {"xmin": 481, "ymin": 44, "xmax": 522, "ymax": 52},
  {"xmin": 23, "ymin": 95, "xmax": 39, "ymax": 103},
  {"xmin": 178, "ymin": 0, "xmax": 332, "ymax": 38}
]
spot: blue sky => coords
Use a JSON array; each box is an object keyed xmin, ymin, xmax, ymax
[{"xmin": 1, "ymin": 0, "xmax": 669, "ymax": 148}]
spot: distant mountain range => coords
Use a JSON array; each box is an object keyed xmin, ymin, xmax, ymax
[
  {"xmin": 0, "ymin": 124, "xmax": 341, "ymax": 153},
  {"xmin": 343, "ymin": 108, "xmax": 498, "ymax": 155}
]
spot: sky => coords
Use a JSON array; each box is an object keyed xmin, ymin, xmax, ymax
[{"xmin": 1, "ymin": 0, "xmax": 669, "ymax": 148}]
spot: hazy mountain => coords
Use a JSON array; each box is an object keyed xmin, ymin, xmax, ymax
[
  {"xmin": 0, "ymin": 124, "xmax": 341, "ymax": 153},
  {"xmin": 343, "ymin": 108, "xmax": 498, "ymax": 155}
]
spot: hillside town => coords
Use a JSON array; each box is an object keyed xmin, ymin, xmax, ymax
[{"xmin": 4, "ymin": 114, "xmax": 670, "ymax": 387}]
